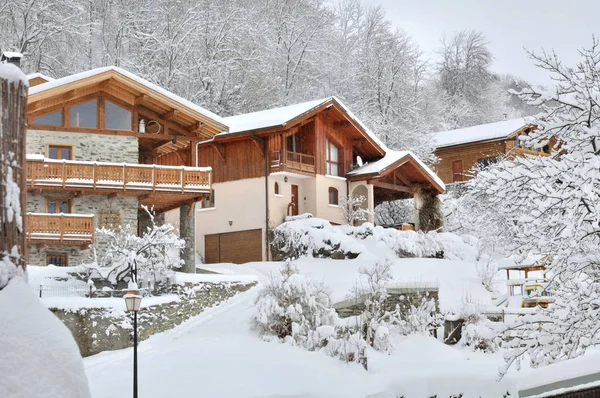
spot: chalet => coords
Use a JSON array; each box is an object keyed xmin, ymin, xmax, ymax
[
  {"xmin": 24, "ymin": 66, "xmax": 226, "ymax": 269},
  {"xmin": 194, "ymin": 97, "xmax": 445, "ymax": 264},
  {"xmin": 432, "ymin": 117, "xmax": 552, "ymax": 184}
]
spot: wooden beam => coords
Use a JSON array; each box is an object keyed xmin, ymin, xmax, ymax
[
  {"xmin": 368, "ymin": 179, "xmax": 414, "ymax": 194},
  {"xmin": 107, "ymin": 192, "xmax": 119, "ymax": 200},
  {"xmin": 393, "ymin": 171, "xmax": 411, "ymax": 186},
  {"xmin": 162, "ymin": 109, "xmax": 178, "ymax": 120},
  {"xmin": 250, "ymin": 136, "xmax": 265, "ymax": 156},
  {"xmin": 134, "ymin": 94, "xmax": 148, "ymax": 105}
]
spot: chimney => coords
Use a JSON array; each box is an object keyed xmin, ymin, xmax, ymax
[{"xmin": 1, "ymin": 50, "xmax": 23, "ymax": 68}]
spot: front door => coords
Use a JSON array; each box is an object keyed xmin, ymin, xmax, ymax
[
  {"xmin": 291, "ymin": 184, "xmax": 299, "ymax": 216},
  {"xmin": 452, "ymin": 160, "xmax": 463, "ymax": 182}
]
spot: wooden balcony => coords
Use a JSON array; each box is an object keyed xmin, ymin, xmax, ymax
[
  {"xmin": 26, "ymin": 213, "xmax": 94, "ymax": 246},
  {"xmin": 26, "ymin": 157, "xmax": 211, "ymax": 194},
  {"xmin": 271, "ymin": 150, "xmax": 315, "ymax": 174}
]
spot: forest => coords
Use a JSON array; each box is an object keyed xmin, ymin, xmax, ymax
[{"xmin": 1, "ymin": 0, "xmax": 534, "ymax": 159}]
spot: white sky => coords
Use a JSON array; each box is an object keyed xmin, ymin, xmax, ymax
[{"xmin": 365, "ymin": 0, "xmax": 598, "ymax": 86}]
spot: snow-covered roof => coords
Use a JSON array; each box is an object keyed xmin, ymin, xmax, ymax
[
  {"xmin": 29, "ymin": 66, "xmax": 227, "ymax": 128},
  {"xmin": 2, "ymin": 51, "xmax": 23, "ymax": 59},
  {"xmin": 26, "ymin": 72, "xmax": 55, "ymax": 82},
  {"xmin": 347, "ymin": 150, "xmax": 445, "ymax": 192},
  {"xmin": 432, "ymin": 117, "xmax": 533, "ymax": 149}
]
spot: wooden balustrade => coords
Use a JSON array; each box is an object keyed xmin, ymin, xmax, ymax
[
  {"xmin": 26, "ymin": 158, "xmax": 211, "ymax": 193},
  {"xmin": 26, "ymin": 213, "xmax": 94, "ymax": 245},
  {"xmin": 271, "ymin": 150, "xmax": 315, "ymax": 174}
]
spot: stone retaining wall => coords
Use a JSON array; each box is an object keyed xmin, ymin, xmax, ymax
[
  {"xmin": 51, "ymin": 281, "xmax": 255, "ymax": 357},
  {"xmin": 334, "ymin": 287, "xmax": 439, "ymax": 318}
]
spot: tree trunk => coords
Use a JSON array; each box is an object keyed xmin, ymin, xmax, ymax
[
  {"xmin": 179, "ymin": 204, "xmax": 195, "ymax": 273},
  {"xmin": 0, "ymin": 65, "xmax": 28, "ymax": 288}
]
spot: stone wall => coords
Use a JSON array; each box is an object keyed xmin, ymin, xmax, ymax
[
  {"xmin": 26, "ymin": 129, "xmax": 138, "ymax": 163},
  {"xmin": 334, "ymin": 286, "xmax": 440, "ymax": 318},
  {"xmin": 26, "ymin": 194, "xmax": 138, "ymax": 266},
  {"xmin": 50, "ymin": 282, "xmax": 255, "ymax": 357}
]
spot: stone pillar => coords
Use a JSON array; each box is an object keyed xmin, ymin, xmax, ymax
[
  {"xmin": 179, "ymin": 204, "xmax": 195, "ymax": 273},
  {"xmin": 414, "ymin": 188, "xmax": 444, "ymax": 232}
]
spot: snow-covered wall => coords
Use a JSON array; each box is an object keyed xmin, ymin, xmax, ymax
[{"xmin": 27, "ymin": 129, "xmax": 138, "ymax": 163}]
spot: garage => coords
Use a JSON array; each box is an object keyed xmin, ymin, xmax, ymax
[{"xmin": 204, "ymin": 229, "xmax": 263, "ymax": 264}]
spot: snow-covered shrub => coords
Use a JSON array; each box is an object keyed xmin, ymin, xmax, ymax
[
  {"xmin": 318, "ymin": 325, "xmax": 368, "ymax": 369},
  {"xmin": 475, "ymin": 255, "xmax": 498, "ymax": 293},
  {"xmin": 461, "ymin": 314, "xmax": 501, "ymax": 353},
  {"xmin": 399, "ymin": 296, "xmax": 443, "ymax": 336},
  {"xmin": 87, "ymin": 207, "xmax": 184, "ymax": 287},
  {"xmin": 253, "ymin": 259, "xmax": 335, "ymax": 348},
  {"xmin": 339, "ymin": 194, "xmax": 372, "ymax": 225}
]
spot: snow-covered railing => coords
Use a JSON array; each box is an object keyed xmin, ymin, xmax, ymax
[
  {"xmin": 26, "ymin": 213, "xmax": 94, "ymax": 245},
  {"xmin": 271, "ymin": 150, "xmax": 315, "ymax": 174},
  {"xmin": 26, "ymin": 156, "xmax": 212, "ymax": 194}
]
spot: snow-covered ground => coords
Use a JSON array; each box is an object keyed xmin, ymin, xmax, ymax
[{"xmin": 85, "ymin": 283, "xmax": 519, "ymax": 398}]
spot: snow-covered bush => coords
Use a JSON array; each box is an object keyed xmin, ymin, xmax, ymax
[
  {"xmin": 87, "ymin": 207, "xmax": 184, "ymax": 287},
  {"xmin": 339, "ymin": 194, "xmax": 372, "ymax": 225},
  {"xmin": 475, "ymin": 255, "xmax": 498, "ymax": 293},
  {"xmin": 461, "ymin": 314, "xmax": 501, "ymax": 353},
  {"xmin": 317, "ymin": 325, "xmax": 368, "ymax": 369},
  {"xmin": 253, "ymin": 259, "xmax": 336, "ymax": 347},
  {"xmin": 399, "ymin": 296, "xmax": 443, "ymax": 336}
]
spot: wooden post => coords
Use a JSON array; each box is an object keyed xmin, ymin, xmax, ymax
[{"xmin": 0, "ymin": 65, "xmax": 28, "ymax": 285}]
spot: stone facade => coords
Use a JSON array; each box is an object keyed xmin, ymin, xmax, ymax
[
  {"xmin": 26, "ymin": 129, "xmax": 140, "ymax": 266},
  {"xmin": 27, "ymin": 129, "xmax": 138, "ymax": 163},
  {"xmin": 50, "ymin": 282, "xmax": 255, "ymax": 357},
  {"xmin": 26, "ymin": 194, "xmax": 138, "ymax": 266}
]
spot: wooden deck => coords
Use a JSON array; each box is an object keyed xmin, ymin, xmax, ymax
[
  {"xmin": 27, "ymin": 157, "xmax": 211, "ymax": 194},
  {"xmin": 271, "ymin": 150, "xmax": 315, "ymax": 174},
  {"xmin": 26, "ymin": 213, "xmax": 94, "ymax": 246}
]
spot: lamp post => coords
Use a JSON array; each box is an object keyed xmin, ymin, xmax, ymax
[{"xmin": 124, "ymin": 282, "xmax": 142, "ymax": 398}]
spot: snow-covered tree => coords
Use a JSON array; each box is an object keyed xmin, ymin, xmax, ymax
[
  {"xmin": 91, "ymin": 208, "xmax": 184, "ymax": 286},
  {"xmin": 339, "ymin": 194, "xmax": 371, "ymax": 225},
  {"xmin": 463, "ymin": 38, "xmax": 600, "ymax": 376}
]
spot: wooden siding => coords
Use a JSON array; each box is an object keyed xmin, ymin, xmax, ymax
[
  {"xmin": 434, "ymin": 140, "xmax": 506, "ymax": 184},
  {"xmin": 197, "ymin": 139, "xmax": 265, "ymax": 183}
]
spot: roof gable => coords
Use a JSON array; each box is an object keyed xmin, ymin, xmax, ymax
[{"xmin": 432, "ymin": 117, "xmax": 534, "ymax": 149}]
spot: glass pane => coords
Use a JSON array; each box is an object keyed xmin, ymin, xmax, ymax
[
  {"xmin": 34, "ymin": 110, "xmax": 62, "ymax": 126},
  {"xmin": 331, "ymin": 164, "xmax": 339, "ymax": 176},
  {"xmin": 60, "ymin": 147, "xmax": 71, "ymax": 160},
  {"xmin": 70, "ymin": 100, "xmax": 97, "ymax": 128},
  {"xmin": 326, "ymin": 140, "xmax": 330, "ymax": 161},
  {"xmin": 49, "ymin": 147, "xmax": 58, "ymax": 159},
  {"xmin": 326, "ymin": 163, "xmax": 331, "ymax": 175},
  {"xmin": 59, "ymin": 201, "xmax": 69, "ymax": 213},
  {"xmin": 330, "ymin": 143, "xmax": 338, "ymax": 162},
  {"xmin": 48, "ymin": 200, "xmax": 57, "ymax": 213},
  {"xmin": 105, "ymin": 100, "xmax": 132, "ymax": 130}
]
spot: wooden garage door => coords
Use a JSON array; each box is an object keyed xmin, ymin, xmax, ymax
[{"xmin": 204, "ymin": 229, "xmax": 262, "ymax": 264}]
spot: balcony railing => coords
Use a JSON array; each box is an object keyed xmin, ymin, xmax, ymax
[
  {"xmin": 26, "ymin": 157, "xmax": 211, "ymax": 193},
  {"xmin": 26, "ymin": 213, "xmax": 94, "ymax": 245},
  {"xmin": 271, "ymin": 150, "xmax": 315, "ymax": 174}
]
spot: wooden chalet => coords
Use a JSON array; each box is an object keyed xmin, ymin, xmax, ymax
[
  {"xmin": 24, "ymin": 66, "xmax": 227, "ymax": 268},
  {"xmin": 194, "ymin": 97, "xmax": 445, "ymax": 264},
  {"xmin": 432, "ymin": 117, "xmax": 555, "ymax": 185}
]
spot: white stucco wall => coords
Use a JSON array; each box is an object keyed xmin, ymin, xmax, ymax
[
  {"xmin": 195, "ymin": 177, "xmax": 267, "ymax": 261},
  {"xmin": 268, "ymin": 174, "xmax": 315, "ymax": 224},
  {"xmin": 349, "ymin": 181, "xmax": 375, "ymax": 224},
  {"xmin": 315, "ymin": 174, "xmax": 348, "ymax": 225}
]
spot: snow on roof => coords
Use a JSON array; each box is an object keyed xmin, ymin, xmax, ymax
[
  {"xmin": 224, "ymin": 98, "xmax": 329, "ymax": 133},
  {"xmin": 0, "ymin": 63, "xmax": 27, "ymax": 85},
  {"xmin": 432, "ymin": 117, "xmax": 533, "ymax": 149},
  {"xmin": 347, "ymin": 149, "xmax": 445, "ymax": 191},
  {"xmin": 26, "ymin": 72, "xmax": 55, "ymax": 82},
  {"xmin": 29, "ymin": 66, "xmax": 227, "ymax": 128},
  {"xmin": 2, "ymin": 51, "xmax": 23, "ymax": 59}
]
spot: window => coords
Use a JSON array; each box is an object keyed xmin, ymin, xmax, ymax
[
  {"xmin": 47, "ymin": 253, "xmax": 68, "ymax": 267},
  {"xmin": 47, "ymin": 198, "xmax": 71, "ymax": 214},
  {"xmin": 274, "ymin": 182, "xmax": 280, "ymax": 195},
  {"xmin": 48, "ymin": 145, "xmax": 72, "ymax": 160},
  {"xmin": 477, "ymin": 157, "xmax": 498, "ymax": 170},
  {"xmin": 287, "ymin": 134, "xmax": 297, "ymax": 153},
  {"xmin": 328, "ymin": 187, "xmax": 339, "ymax": 205},
  {"xmin": 33, "ymin": 110, "xmax": 62, "ymax": 126},
  {"xmin": 70, "ymin": 99, "xmax": 98, "ymax": 128},
  {"xmin": 105, "ymin": 100, "xmax": 132, "ymax": 130},
  {"xmin": 100, "ymin": 209, "xmax": 122, "ymax": 230},
  {"xmin": 326, "ymin": 139, "xmax": 340, "ymax": 176}
]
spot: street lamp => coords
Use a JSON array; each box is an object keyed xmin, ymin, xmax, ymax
[{"xmin": 124, "ymin": 282, "xmax": 142, "ymax": 398}]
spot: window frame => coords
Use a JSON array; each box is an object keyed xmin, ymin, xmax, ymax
[
  {"xmin": 274, "ymin": 182, "xmax": 280, "ymax": 195},
  {"xmin": 46, "ymin": 253, "xmax": 68, "ymax": 267},
  {"xmin": 69, "ymin": 99, "xmax": 99, "ymax": 129},
  {"xmin": 326, "ymin": 138, "xmax": 342, "ymax": 177},
  {"xmin": 46, "ymin": 198, "xmax": 72, "ymax": 214},
  {"xmin": 328, "ymin": 187, "xmax": 339, "ymax": 206},
  {"xmin": 33, "ymin": 109, "xmax": 63, "ymax": 127},
  {"xmin": 47, "ymin": 144, "xmax": 74, "ymax": 160}
]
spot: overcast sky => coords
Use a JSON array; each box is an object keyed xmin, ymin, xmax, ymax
[{"xmin": 365, "ymin": 0, "xmax": 598, "ymax": 86}]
